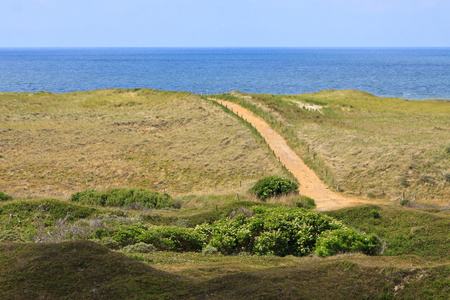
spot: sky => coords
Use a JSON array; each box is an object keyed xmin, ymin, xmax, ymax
[{"xmin": 0, "ymin": 0, "xmax": 449, "ymax": 47}]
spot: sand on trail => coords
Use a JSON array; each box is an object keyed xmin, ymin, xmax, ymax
[{"xmin": 212, "ymin": 99, "xmax": 369, "ymax": 211}]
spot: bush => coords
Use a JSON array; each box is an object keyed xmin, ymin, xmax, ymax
[
  {"xmin": 370, "ymin": 209, "xmax": 380, "ymax": 219},
  {"xmin": 315, "ymin": 229, "xmax": 380, "ymax": 257},
  {"xmin": 0, "ymin": 192, "xmax": 13, "ymax": 201},
  {"xmin": 136, "ymin": 226, "xmax": 205, "ymax": 252},
  {"xmin": 400, "ymin": 199, "xmax": 409, "ymax": 206},
  {"xmin": 202, "ymin": 245, "xmax": 218, "ymax": 255},
  {"xmin": 198, "ymin": 207, "xmax": 357, "ymax": 256},
  {"xmin": 295, "ymin": 196, "xmax": 316, "ymax": 209},
  {"xmin": 70, "ymin": 188, "xmax": 175, "ymax": 209},
  {"xmin": 249, "ymin": 176, "xmax": 299, "ymax": 201},
  {"xmin": 123, "ymin": 242, "xmax": 156, "ymax": 253},
  {"xmin": 112, "ymin": 225, "xmax": 146, "ymax": 247},
  {"xmin": 0, "ymin": 230, "xmax": 23, "ymax": 242}
]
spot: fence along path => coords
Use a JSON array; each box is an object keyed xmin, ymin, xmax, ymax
[{"xmin": 211, "ymin": 98, "xmax": 368, "ymax": 211}]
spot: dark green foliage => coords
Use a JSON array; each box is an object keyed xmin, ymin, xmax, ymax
[
  {"xmin": 249, "ymin": 176, "xmax": 299, "ymax": 201},
  {"xmin": 70, "ymin": 188, "xmax": 175, "ymax": 209},
  {"xmin": 112, "ymin": 225, "xmax": 146, "ymax": 247},
  {"xmin": 137, "ymin": 226, "xmax": 205, "ymax": 252},
  {"xmin": 370, "ymin": 209, "xmax": 380, "ymax": 218},
  {"xmin": 0, "ymin": 191, "xmax": 13, "ymax": 201},
  {"xmin": 196, "ymin": 207, "xmax": 374, "ymax": 256},
  {"xmin": 315, "ymin": 229, "xmax": 380, "ymax": 257},
  {"xmin": 108, "ymin": 224, "xmax": 205, "ymax": 252}
]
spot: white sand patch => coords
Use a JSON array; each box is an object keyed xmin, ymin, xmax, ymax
[{"xmin": 296, "ymin": 102, "xmax": 323, "ymax": 113}]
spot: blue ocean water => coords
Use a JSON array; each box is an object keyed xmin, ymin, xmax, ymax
[{"xmin": 0, "ymin": 48, "xmax": 449, "ymax": 100}]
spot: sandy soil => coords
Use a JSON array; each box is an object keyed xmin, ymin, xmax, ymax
[{"xmin": 213, "ymin": 99, "xmax": 370, "ymax": 211}]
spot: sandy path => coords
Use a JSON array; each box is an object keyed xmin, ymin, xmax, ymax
[{"xmin": 212, "ymin": 99, "xmax": 368, "ymax": 211}]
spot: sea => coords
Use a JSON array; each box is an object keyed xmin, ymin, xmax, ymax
[{"xmin": 0, "ymin": 47, "xmax": 449, "ymax": 100}]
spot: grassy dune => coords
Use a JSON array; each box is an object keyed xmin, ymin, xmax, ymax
[
  {"xmin": 1, "ymin": 89, "xmax": 449, "ymax": 299},
  {"xmin": 0, "ymin": 89, "xmax": 284, "ymax": 199},
  {"xmin": 217, "ymin": 90, "xmax": 450, "ymax": 205}
]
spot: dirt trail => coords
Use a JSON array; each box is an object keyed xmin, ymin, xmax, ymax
[{"xmin": 212, "ymin": 98, "xmax": 369, "ymax": 211}]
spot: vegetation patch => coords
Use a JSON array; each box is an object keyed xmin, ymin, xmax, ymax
[
  {"xmin": 326, "ymin": 205, "xmax": 450, "ymax": 261},
  {"xmin": 197, "ymin": 207, "xmax": 379, "ymax": 257},
  {"xmin": 70, "ymin": 188, "xmax": 175, "ymax": 209},
  {"xmin": 248, "ymin": 176, "xmax": 298, "ymax": 201},
  {"xmin": 0, "ymin": 191, "xmax": 13, "ymax": 201}
]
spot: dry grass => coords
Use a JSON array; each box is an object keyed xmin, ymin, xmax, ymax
[
  {"xmin": 224, "ymin": 90, "xmax": 450, "ymax": 205},
  {"xmin": 0, "ymin": 89, "xmax": 284, "ymax": 199}
]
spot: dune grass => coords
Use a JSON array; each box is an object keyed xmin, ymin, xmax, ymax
[
  {"xmin": 0, "ymin": 89, "xmax": 285, "ymax": 199},
  {"xmin": 1, "ymin": 89, "xmax": 449, "ymax": 298},
  {"xmin": 214, "ymin": 90, "xmax": 450, "ymax": 204}
]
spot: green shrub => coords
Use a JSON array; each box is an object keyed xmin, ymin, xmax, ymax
[
  {"xmin": 0, "ymin": 192, "xmax": 13, "ymax": 201},
  {"xmin": 123, "ymin": 242, "xmax": 156, "ymax": 253},
  {"xmin": 202, "ymin": 245, "xmax": 218, "ymax": 255},
  {"xmin": 135, "ymin": 226, "xmax": 205, "ymax": 252},
  {"xmin": 70, "ymin": 188, "xmax": 174, "ymax": 209},
  {"xmin": 136, "ymin": 231, "xmax": 175, "ymax": 251},
  {"xmin": 0, "ymin": 230, "xmax": 23, "ymax": 242},
  {"xmin": 370, "ymin": 209, "xmax": 380, "ymax": 219},
  {"xmin": 400, "ymin": 199, "xmax": 409, "ymax": 206},
  {"xmin": 112, "ymin": 225, "xmax": 146, "ymax": 247},
  {"xmin": 249, "ymin": 176, "xmax": 299, "ymax": 201},
  {"xmin": 295, "ymin": 196, "xmax": 316, "ymax": 209},
  {"xmin": 315, "ymin": 229, "xmax": 380, "ymax": 257},
  {"xmin": 198, "ymin": 207, "xmax": 359, "ymax": 256}
]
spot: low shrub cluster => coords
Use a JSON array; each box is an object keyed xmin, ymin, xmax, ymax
[
  {"xmin": 92, "ymin": 225, "xmax": 206, "ymax": 252},
  {"xmin": 70, "ymin": 188, "xmax": 175, "ymax": 209},
  {"xmin": 0, "ymin": 192, "xmax": 13, "ymax": 201},
  {"xmin": 249, "ymin": 176, "xmax": 299, "ymax": 201},
  {"xmin": 315, "ymin": 229, "xmax": 380, "ymax": 257},
  {"xmin": 196, "ymin": 207, "xmax": 379, "ymax": 257},
  {"xmin": 0, "ymin": 199, "xmax": 97, "ymax": 234}
]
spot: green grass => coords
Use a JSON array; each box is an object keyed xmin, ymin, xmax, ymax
[
  {"xmin": 0, "ymin": 241, "xmax": 200, "ymax": 299},
  {"xmin": 1, "ymin": 241, "xmax": 448, "ymax": 299},
  {"xmin": 325, "ymin": 205, "xmax": 450, "ymax": 262}
]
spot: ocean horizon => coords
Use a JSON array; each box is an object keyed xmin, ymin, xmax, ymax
[{"xmin": 1, "ymin": 47, "xmax": 449, "ymax": 100}]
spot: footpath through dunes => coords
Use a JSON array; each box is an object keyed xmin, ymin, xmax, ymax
[{"xmin": 211, "ymin": 98, "xmax": 368, "ymax": 211}]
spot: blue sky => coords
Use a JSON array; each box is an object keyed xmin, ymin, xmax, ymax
[{"xmin": 0, "ymin": 0, "xmax": 448, "ymax": 47}]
